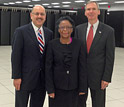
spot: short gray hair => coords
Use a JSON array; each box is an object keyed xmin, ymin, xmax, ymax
[{"xmin": 85, "ymin": 1, "xmax": 99, "ymax": 10}]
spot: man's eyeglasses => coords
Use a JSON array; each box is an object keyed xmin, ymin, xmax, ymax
[
  {"xmin": 59, "ymin": 26, "xmax": 73, "ymax": 30},
  {"xmin": 32, "ymin": 12, "xmax": 46, "ymax": 16}
]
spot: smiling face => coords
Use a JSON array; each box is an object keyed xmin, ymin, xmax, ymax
[
  {"xmin": 58, "ymin": 20, "xmax": 73, "ymax": 39},
  {"xmin": 85, "ymin": 2, "xmax": 100, "ymax": 23},
  {"xmin": 30, "ymin": 5, "xmax": 46, "ymax": 28}
]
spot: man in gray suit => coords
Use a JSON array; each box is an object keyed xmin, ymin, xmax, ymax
[
  {"xmin": 75, "ymin": 1, "xmax": 115, "ymax": 107},
  {"xmin": 11, "ymin": 5, "xmax": 53, "ymax": 107}
]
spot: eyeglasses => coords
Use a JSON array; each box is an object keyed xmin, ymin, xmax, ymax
[
  {"xmin": 32, "ymin": 12, "xmax": 46, "ymax": 16},
  {"xmin": 59, "ymin": 26, "xmax": 73, "ymax": 30}
]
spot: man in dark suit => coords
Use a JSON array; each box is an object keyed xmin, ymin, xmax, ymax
[
  {"xmin": 11, "ymin": 5, "xmax": 53, "ymax": 107},
  {"xmin": 75, "ymin": 1, "xmax": 115, "ymax": 107}
]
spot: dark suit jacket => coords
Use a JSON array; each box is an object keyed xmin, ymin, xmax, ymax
[
  {"xmin": 45, "ymin": 38, "xmax": 87, "ymax": 94},
  {"xmin": 75, "ymin": 22, "xmax": 115, "ymax": 89},
  {"xmin": 11, "ymin": 23, "xmax": 53, "ymax": 90}
]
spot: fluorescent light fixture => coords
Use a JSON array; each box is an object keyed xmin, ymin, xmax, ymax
[
  {"xmin": 98, "ymin": 2, "xmax": 108, "ymax": 5},
  {"xmin": 42, "ymin": 3, "xmax": 50, "ymax": 6},
  {"xmin": 32, "ymin": 0, "xmax": 41, "ymax": 1},
  {"xmin": 23, "ymin": 0, "xmax": 31, "ymax": 3},
  {"xmin": 53, "ymin": 6, "xmax": 60, "ymax": 8},
  {"xmin": 28, "ymin": 5, "xmax": 33, "ymax": 7},
  {"xmin": 9, "ymin": 2, "xmax": 15, "ymax": 4},
  {"xmin": 114, "ymin": 1, "xmax": 124, "ymax": 3},
  {"xmin": 47, "ymin": 6, "xmax": 52, "ymax": 8},
  {"xmin": 51, "ymin": 3, "xmax": 60, "ymax": 5},
  {"xmin": 75, "ymin": 1, "xmax": 85, "ymax": 3},
  {"xmin": 3, "ymin": 3, "xmax": 9, "ymax": 5},
  {"xmin": 15, "ymin": 1, "xmax": 22, "ymax": 4},
  {"xmin": 90, "ymin": 0, "xmax": 101, "ymax": 1},
  {"xmin": 62, "ymin": 5, "xmax": 70, "ymax": 7},
  {"xmin": 62, "ymin": 2, "xmax": 71, "ymax": 4}
]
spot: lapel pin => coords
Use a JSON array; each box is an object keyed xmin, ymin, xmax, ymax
[{"xmin": 99, "ymin": 31, "xmax": 101, "ymax": 34}]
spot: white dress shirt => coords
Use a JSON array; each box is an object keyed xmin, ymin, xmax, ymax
[
  {"xmin": 31, "ymin": 22, "xmax": 45, "ymax": 44},
  {"xmin": 86, "ymin": 20, "xmax": 99, "ymax": 40}
]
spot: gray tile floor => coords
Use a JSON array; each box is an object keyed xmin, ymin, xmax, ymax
[{"xmin": 0, "ymin": 46, "xmax": 124, "ymax": 107}]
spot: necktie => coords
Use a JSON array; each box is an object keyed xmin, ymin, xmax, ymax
[
  {"xmin": 38, "ymin": 29, "xmax": 44, "ymax": 54},
  {"xmin": 87, "ymin": 25, "xmax": 93, "ymax": 53}
]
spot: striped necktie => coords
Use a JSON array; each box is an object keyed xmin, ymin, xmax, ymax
[
  {"xmin": 87, "ymin": 25, "xmax": 93, "ymax": 53},
  {"xmin": 38, "ymin": 29, "xmax": 44, "ymax": 54}
]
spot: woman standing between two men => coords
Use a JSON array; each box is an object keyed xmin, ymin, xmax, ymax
[{"xmin": 45, "ymin": 16, "xmax": 87, "ymax": 107}]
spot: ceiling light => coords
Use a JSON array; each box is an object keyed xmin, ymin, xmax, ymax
[
  {"xmin": 51, "ymin": 3, "xmax": 60, "ymax": 5},
  {"xmin": 9, "ymin": 2, "xmax": 15, "ymax": 4},
  {"xmin": 75, "ymin": 1, "xmax": 85, "ymax": 3},
  {"xmin": 23, "ymin": 0, "xmax": 31, "ymax": 3},
  {"xmin": 28, "ymin": 5, "xmax": 33, "ymax": 7},
  {"xmin": 114, "ymin": 1, "xmax": 124, "ymax": 3},
  {"xmin": 62, "ymin": 5, "xmax": 70, "ymax": 7},
  {"xmin": 15, "ymin": 1, "xmax": 22, "ymax": 4},
  {"xmin": 32, "ymin": 0, "xmax": 41, "ymax": 1},
  {"xmin": 47, "ymin": 6, "xmax": 52, "ymax": 8},
  {"xmin": 62, "ymin": 2, "xmax": 71, "ymax": 4},
  {"xmin": 98, "ymin": 2, "xmax": 108, "ymax": 5},
  {"xmin": 90, "ymin": 0, "xmax": 101, "ymax": 1},
  {"xmin": 53, "ymin": 6, "xmax": 60, "ymax": 8},
  {"xmin": 3, "ymin": 3, "xmax": 9, "ymax": 5},
  {"xmin": 42, "ymin": 4, "xmax": 50, "ymax": 6}
]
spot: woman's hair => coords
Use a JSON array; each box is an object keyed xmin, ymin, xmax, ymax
[{"xmin": 56, "ymin": 16, "xmax": 75, "ymax": 29}]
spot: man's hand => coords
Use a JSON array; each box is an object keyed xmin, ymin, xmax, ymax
[
  {"xmin": 101, "ymin": 80, "xmax": 109, "ymax": 90},
  {"xmin": 13, "ymin": 79, "xmax": 22, "ymax": 91}
]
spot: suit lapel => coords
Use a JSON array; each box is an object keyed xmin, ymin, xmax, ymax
[
  {"xmin": 82, "ymin": 23, "xmax": 88, "ymax": 53},
  {"xmin": 82, "ymin": 25, "xmax": 87, "ymax": 44},
  {"xmin": 43, "ymin": 27, "xmax": 48, "ymax": 50},
  {"xmin": 89, "ymin": 22, "xmax": 103, "ymax": 54},
  {"xmin": 28, "ymin": 23, "xmax": 39, "ymax": 50},
  {"xmin": 43, "ymin": 27, "xmax": 47, "ymax": 44}
]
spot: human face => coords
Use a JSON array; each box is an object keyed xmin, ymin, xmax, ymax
[
  {"xmin": 58, "ymin": 20, "xmax": 73, "ymax": 39},
  {"xmin": 85, "ymin": 2, "xmax": 100, "ymax": 23},
  {"xmin": 30, "ymin": 6, "xmax": 46, "ymax": 28}
]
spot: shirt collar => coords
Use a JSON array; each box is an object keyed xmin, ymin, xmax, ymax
[
  {"xmin": 88, "ymin": 20, "xmax": 99, "ymax": 29},
  {"xmin": 31, "ymin": 22, "xmax": 43, "ymax": 32}
]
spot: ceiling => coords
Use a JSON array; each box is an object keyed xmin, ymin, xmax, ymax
[{"xmin": 0, "ymin": 0, "xmax": 124, "ymax": 11}]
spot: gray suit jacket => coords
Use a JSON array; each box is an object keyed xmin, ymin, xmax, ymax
[{"xmin": 75, "ymin": 22, "xmax": 115, "ymax": 89}]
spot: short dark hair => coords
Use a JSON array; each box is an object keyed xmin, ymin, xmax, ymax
[{"xmin": 56, "ymin": 16, "xmax": 75, "ymax": 29}]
